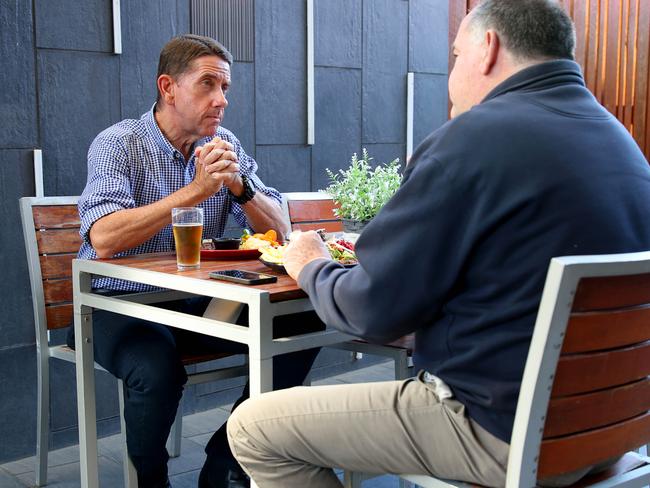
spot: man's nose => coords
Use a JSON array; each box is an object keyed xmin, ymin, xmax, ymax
[{"xmin": 213, "ymin": 89, "xmax": 228, "ymax": 107}]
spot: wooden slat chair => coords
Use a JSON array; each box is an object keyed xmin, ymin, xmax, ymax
[
  {"xmin": 20, "ymin": 196, "xmax": 248, "ymax": 487},
  {"xmin": 281, "ymin": 192, "xmax": 416, "ymax": 380},
  {"xmin": 357, "ymin": 252, "xmax": 650, "ymax": 488}
]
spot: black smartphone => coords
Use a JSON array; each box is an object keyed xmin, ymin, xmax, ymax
[{"xmin": 208, "ymin": 269, "xmax": 277, "ymax": 285}]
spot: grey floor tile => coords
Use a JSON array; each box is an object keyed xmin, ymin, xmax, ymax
[
  {"xmin": 187, "ymin": 432, "xmax": 212, "ymax": 448},
  {"xmin": 1, "ymin": 457, "xmax": 34, "ymax": 476},
  {"xmin": 311, "ymin": 376, "xmax": 348, "ymax": 387},
  {"xmin": 97, "ymin": 434, "xmax": 125, "ymax": 464},
  {"xmin": 0, "ymin": 468, "xmax": 28, "ymax": 487},
  {"xmin": 180, "ymin": 407, "xmax": 230, "ymax": 438},
  {"xmin": 328, "ymin": 364, "xmax": 397, "ymax": 384},
  {"xmin": 2, "ymin": 443, "xmax": 83, "ymax": 476},
  {"xmin": 167, "ymin": 438, "xmax": 207, "ymax": 476},
  {"xmin": 17, "ymin": 456, "xmax": 122, "ymax": 488},
  {"xmin": 169, "ymin": 468, "xmax": 200, "ymax": 488}
]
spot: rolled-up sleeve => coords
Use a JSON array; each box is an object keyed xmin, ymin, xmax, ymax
[{"xmin": 78, "ymin": 134, "xmax": 134, "ymax": 244}]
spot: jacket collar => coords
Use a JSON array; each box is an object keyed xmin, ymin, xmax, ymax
[{"xmin": 482, "ymin": 59, "xmax": 585, "ymax": 104}]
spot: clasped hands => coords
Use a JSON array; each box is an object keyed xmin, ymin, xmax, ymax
[{"xmin": 193, "ymin": 137, "xmax": 241, "ymax": 196}]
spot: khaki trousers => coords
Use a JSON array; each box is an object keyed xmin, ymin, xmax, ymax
[{"xmin": 227, "ymin": 373, "xmax": 509, "ymax": 488}]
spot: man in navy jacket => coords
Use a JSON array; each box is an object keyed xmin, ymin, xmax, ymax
[{"xmin": 225, "ymin": 1, "xmax": 650, "ymax": 486}]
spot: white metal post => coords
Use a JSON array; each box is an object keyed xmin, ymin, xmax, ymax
[
  {"xmin": 247, "ymin": 295, "xmax": 274, "ymax": 397},
  {"xmin": 112, "ymin": 0, "xmax": 122, "ymax": 54},
  {"xmin": 33, "ymin": 149, "xmax": 44, "ymax": 197},
  {"xmin": 406, "ymin": 72, "xmax": 415, "ymax": 161},
  {"xmin": 73, "ymin": 266, "xmax": 99, "ymax": 488},
  {"xmin": 306, "ymin": 0, "xmax": 315, "ymax": 145}
]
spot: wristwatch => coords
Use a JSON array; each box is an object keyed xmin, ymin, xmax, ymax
[{"xmin": 232, "ymin": 174, "xmax": 256, "ymax": 205}]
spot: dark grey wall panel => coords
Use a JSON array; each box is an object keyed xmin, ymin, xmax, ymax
[
  {"xmin": 363, "ymin": 143, "xmax": 405, "ymax": 170},
  {"xmin": 363, "ymin": 0, "xmax": 408, "ymax": 72},
  {"xmin": 0, "ymin": 346, "xmax": 37, "ymax": 461},
  {"xmin": 1, "ymin": 150, "xmax": 37, "ymax": 349},
  {"xmin": 35, "ymin": 0, "xmax": 112, "ymax": 52},
  {"xmin": 176, "ymin": 0, "xmax": 191, "ymax": 35},
  {"xmin": 255, "ymin": 0, "xmax": 306, "ymax": 145},
  {"xmin": 409, "ymin": 0, "xmax": 449, "ymax": 74},
  {"xmin": 414, "ymin": 73, "xmax": 448, "ymax": 150},
  {"xmin": 50, "ymin": 363, "xmax": 119, "ymax": 433},
  {"xmin": 224, "ymin": 62, "xmax": 255, "ymax": 157},
  {"xmin": 37, "ymin": 51, "xmax": 120, "ymax": 196},
  {"xmin": 0, "ymin": 1, "xmax": 37, "ymax": 148},
  {"xmin": 311, "ymin": 67, "xmax": 362, "ymax": 191},
  {"xmin": 120, "ymin": 0, "xmax": 189, "ymax": 120},
  {"xmin": 362, "ymin": 0, "xmax": 408, "ymax": 143},
  {"xmin": 315, "ymin": 0, "xmax": 362, "ymax": 68},
  {"xmin": 363, "ymin": 72, "xmax": 406, "ymax": 144},
  {"xmin": 255, "ymin": 145, "xmax": 311, "ymax": 192}
]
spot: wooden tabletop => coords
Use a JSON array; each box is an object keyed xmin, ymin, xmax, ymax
[{"xmin": 97, "ymin": 252, "xmax": 307, "ymax": 302}]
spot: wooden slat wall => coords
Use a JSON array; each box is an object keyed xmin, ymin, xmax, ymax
[{"xmin": 449, "ymin": 0, "xmax": 650, "ymax": 162}]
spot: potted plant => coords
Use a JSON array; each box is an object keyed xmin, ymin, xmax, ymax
[{"xmin": 323, "ymin": 148, "xmax": 401, "ymax": 233}]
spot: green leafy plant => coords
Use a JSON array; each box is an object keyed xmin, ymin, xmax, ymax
[{"xmin": 323, "ymin": 149, "xmax": 401, "ymax": 222}]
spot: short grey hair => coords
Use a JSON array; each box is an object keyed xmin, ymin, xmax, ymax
[{"xmin": 468, "ymin": 0, "xmax": 576, "ymax": 62}]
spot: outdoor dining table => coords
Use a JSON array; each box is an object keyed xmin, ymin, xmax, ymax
[{"xmin": 72, "ymin": 251, "xmax": 354, "ymax": 488}]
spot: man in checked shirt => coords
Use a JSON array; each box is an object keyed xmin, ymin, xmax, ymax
[{"xmin": 66, "ymin": 35, "xmax": 322, "ymax": 488}]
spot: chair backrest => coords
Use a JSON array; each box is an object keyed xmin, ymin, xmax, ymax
[
  {"xmin": 20, "ymin": 197, "xmax": 82, "ymax": 348},
  {"xmin": 507, "ymin": 251, "xmax": 650, "ymax": 486},
  {"xmin": 281, "ymin": 192, "xmax": 343, "ymax": 232}
]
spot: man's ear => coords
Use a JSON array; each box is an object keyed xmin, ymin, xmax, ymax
[
  {"xmin": 157, "ymin": 74, "xmax": 175, "ymax": 105},
  {"xmin": 480, "ymin": 29, "xmax": 500, "ymax": 75}
]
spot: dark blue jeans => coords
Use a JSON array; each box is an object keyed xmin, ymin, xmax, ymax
[{"xmin": 67, "ymin": 294, "xmax": 323, "ymax": 487}]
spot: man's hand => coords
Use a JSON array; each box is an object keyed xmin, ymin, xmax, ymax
[
  {"xmin": 193, "ymin": 137, "xmax": 241, "ymax": 196},
  {"xmin": 284, "ymin": 231, "xmax": 331, "ymax": 280}
]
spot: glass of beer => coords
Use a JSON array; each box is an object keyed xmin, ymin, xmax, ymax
[{"xmin": 172, "ymin": 207, "xmax": 204, "ymax": 270}]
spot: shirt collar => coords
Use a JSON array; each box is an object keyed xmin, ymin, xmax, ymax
[
  {"xmin": 144, "ymin": 103, "xmax": 216, "ymax": 163},
  {"xmin": 144, "ymin": 103, "xmax": 182, "ymax": 160}
]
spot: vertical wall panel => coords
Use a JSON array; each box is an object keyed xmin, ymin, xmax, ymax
[
  {"xmin": 311, "ymin": 67, "xmax": 362, "ymax": 191},
  {"xmin": 409, "ymin": 0, "xmax": 449, "ymax": 74},
  {"xmin": 35, "ymin": 0, "xmax": 113, "ymax": 52},
  {"xmin": 37, "ymin": 51, "xmax": 121, "ymax": 196},
  {"xmin": 362, "ymin": 0, "xmax": 409, "ymax": 144},
  {"xmin": 635, "ymin": 0, "xmax": 649, "ymax": 154},
  {"xmin": 0, "ymin": 0, "xmax": 37, "ymax": 148},
  {"xmin": 255, "ymin": 0, "xmax": 307, "ymax": 145},
  {"xmin": 314, "ymin": 0, "xmax": 362, "ymax": 68},
  {"xmin": 255, "ymin": 146, "xmax": 312, "ymax": 192},
  {"xmin": 363, "ymin": 143, "xmax": 405, "ymax": 169},
  {"xmin": 0, "ymin": 346, "xmax": 37, "ymax": 461},
  {"xmin": 224, "ymin": 62, "xmax": 256, "ymax": 157},
  {"xmin": 0, "ymin": 150, "xmax": 37, "ymax": 349},
  {"xmin": 414, "ymin": 74, "xmax": 448, "ymax": 150}
]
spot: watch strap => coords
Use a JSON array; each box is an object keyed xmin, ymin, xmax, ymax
[{"xmin": 232, "ymin": 174, "xmax": 256, "ymax": 205}]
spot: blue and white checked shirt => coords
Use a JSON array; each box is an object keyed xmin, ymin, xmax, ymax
[{"xmin": 78, "ymin": 105, "xmax": 281, "ymax": 292}]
